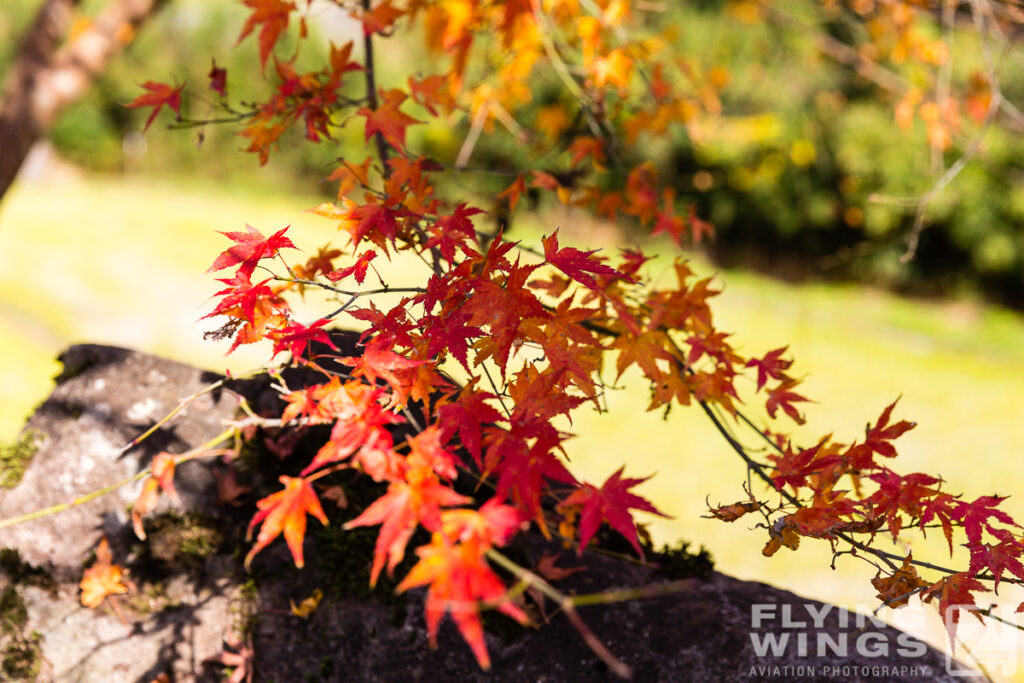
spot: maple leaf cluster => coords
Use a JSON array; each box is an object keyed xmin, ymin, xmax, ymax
[
  {"xmin": 108, "ymin": 0, "xmax": 1024, "ymax": 670},
  {"xmin": 194, "ymin": 173, "xmax": 879, "ymax": 665}
]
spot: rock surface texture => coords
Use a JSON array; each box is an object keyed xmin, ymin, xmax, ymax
[{"xmin": 0, "ymin": 345, "xmax": 983, "ymax": 682}]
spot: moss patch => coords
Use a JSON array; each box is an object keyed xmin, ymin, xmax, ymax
[
  {"xmin": 0, "ymin": 549, "xmax": 55, "ymax": 594},
  {"xmin": 137, "ymin": 512, "xmax": 226, "ymax": 572},
  {"xmin": 0, "ymin": 586, "xmax": 41, "ymax": 680},
  {"xmin": 0, "ymin": 431, "xmax": 40, "ymax": 489},
  {"xmin": 652, "ymin": 540, "xmax": 715, "ymax": 581}
]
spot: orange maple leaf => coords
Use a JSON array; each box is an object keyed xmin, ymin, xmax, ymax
[
  {"xmin": 358, "ymin": 88, "xmax": 422, "ymax": 151},
  {"xmin": 341, "ymin": 336, "xmax": 429, "ymax": 408},
  {"xmin": 361, "ymin": 0, "xmax": 405, "ymax": 35},
  {"xmin": 344, "ymin": 472, "xmax": 470, "ymax": 586},
  {"xmin": 132, "ymin": 451, "xmax": 181, "ymax": 540},
  {"xmin": 704, "ymin": 497, "xmax": 761, "ymax": 522},
  {"xmin": 125, "ymin": 81, "xmax": 184, "ymax": 132},
  {"xmin": 237, "ymin": 0, "xmax": 296, "ymax": 71},
  {"xmin": 80, "ymin": 536, "xmax": 129, "ymax": 608},
  {"xmin": 497, "ymin": 174, "xmax": 526, "ymax": 212},
  {"xmin": 326, "ymin": 157, "xmax": 373, "ymax": 199},
  {"xmin": 593, "ymin": 48, "xmax": 633, "ymax": 91},
  {"xmin": 396, "ymin": 532, "xmax": 529, "ymax": 670},
  {"xmin": 408, "ymin": 74, "xmax": 456, "ymax": 116},
  {"xmin": 872, "ymin": 554, "xmax": 927, "ymax": 608},
  {"xmin": 245, "ymin": 475, "xmax": 328, "ymax": 569}
]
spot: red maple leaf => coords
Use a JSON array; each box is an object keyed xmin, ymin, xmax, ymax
[
  {"xmin": 967, "ymin": 539, "xmax": 1024, "ymax": 590},
  {"xmin": 463, "ymin": 260, "xmax": 547, "ymax": 372},
  {"xmin": 206, "ymin": 224, "xmax": 296, "ymax": 276},
  {"xmin": 270, "ymin": 318, "xmax": 339, "ymax": 361},
  {"xmin": 559, "ymin": 467, "xmax": 669, "ymax": 557},
  {"xmin": 342, "ymin": 202, "xmax": 401, "ymax": 250},
  {"xmin": 650, "ymin": 199, "xmax": 686, "ymax": 245},
  {"xmin": 421, "ymin": 310, "xmax": 482, "ymax": 373},
  {"xmin": 344, "ymin": 476, "xmax": 470, "ymax": 586},
  {"xmin": 866, "ymin": 469, "xmax": 942, "ymax": 539},
  {"xmin": 426, "ymin": 204, "xmax": 485, "ymax": 263},
  {"xmin": 918, "ymin": 491, "xmax": 960, "ymax": 556},
  {"xmin": 923, "ymin": 572, "xmax": 988, "ymax": 648},
  {"xmin": 208, "ymin": 60, "xmax": 228, "ymax": 97},
  {"xmin": 745, "ymin": 346, "xmax": 792, "ymax": 391},
  {"xmin": 769, "ymin": 441, "xmax": 834, "ymax": 492},
  {"xmin": 437, "ymin": 383, "xmax": 502, "ymax": 468},
  {"xmin": 953, "ymin": 495, "xmax": 1019, "ymax": 548},
  {"xmin": 396, "ymin": 534, "xmax": 529, "ymax": 670},
  {"xmin": 486, "ymin": 423, "xmax": 577, "ymax": 524},
  {"xmin": 341, "ymin": 336, "xmax": 429, "ymax": 408},
  {"xmin": 542, "ymin": 229, "xmax": 629, "ymax": 291},
  {"xmin": 358, "ymin": 88, "xmax": 422, "ymax": 151},
  {"xmin": 765, "ymin": 379, "xmax": 810, "ymax": 424},
  {"xmin": 245, "ymin": 475, "xmax": 328, "ymax": 569},
  {"xmin": 326, "ymin": 249, "xmax": 377, "ymax": 284},
  {"xmin": 688, "ymin": 204, "xmax": 714, "ymax": 243},
  {"xmin": 237, "ymin": 0, "xmax": 295, "ymax": 71},
  {"xmin": 863, "ymin": 399, "xmax": 916, "ymax": 458},
  {"xmin": 845, "ymin": 400, "xmax": 917, "ymax": 470},
  {"xmin": 204, "ymin": 271, "xmax": 276, "ymax": 323},
  {"xmin": 125, "ymin": 81, "xmax": 184, "ymax": 132}
]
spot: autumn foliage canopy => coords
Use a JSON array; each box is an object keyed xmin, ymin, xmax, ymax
[{"xmin": 67, "ymin": 0, "xmax": 1024, "ymax": 673}]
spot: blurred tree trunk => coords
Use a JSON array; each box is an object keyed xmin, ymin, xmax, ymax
[{"xmin": 0, "ymin": 0, "xmax": 168, "ymax": 205}]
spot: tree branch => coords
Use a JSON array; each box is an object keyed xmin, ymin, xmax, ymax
[{"xmin": 0, "ymin": 0, "xmax": 169, "ymax": 205}]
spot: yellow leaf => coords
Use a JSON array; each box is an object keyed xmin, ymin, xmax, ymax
[
  {"xmin": 290, "ymin": 588, "xmax": 323, "ymax": 618},
  {"xmin": 80, "ymin": 537, "xmax": 129, "ymax": 608}
]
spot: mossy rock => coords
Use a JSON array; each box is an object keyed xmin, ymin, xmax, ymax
[{"xmin": 0, "ymin": 432, "xmax": 40, "ymax": 490}]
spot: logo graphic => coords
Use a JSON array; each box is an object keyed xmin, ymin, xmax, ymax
[{"xmin": 943, "ymin": 605, "xmax": 1020, "ymax": 678}]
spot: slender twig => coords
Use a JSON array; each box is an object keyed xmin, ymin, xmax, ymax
[
  {"xmin": 897, "ymin": 0, "xmax": 1004, "ymax": 262},
  {"xmin": 486, "ymin": 549, "xmax": 633, "ymax": 678},
  {"xmin": 757, "ymin": 0, "xmax": 908, "ymax": 93},
  {"xmin": 456, "ymin": 102, "xmax": 490, "ymax": 169},
  {"xmin": 117, "ymin": 369, "xmax": 263, "ymax": 457},
  {"xmin": 0, "ymin": 427, "xmax": 235, "ymax": 530},
  {"xmin": 362, "ymin": 0, "xmax": 389, "ymax": 168}
]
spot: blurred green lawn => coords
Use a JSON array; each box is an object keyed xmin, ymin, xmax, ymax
[{"xmin": 2, "ymin": 173, "xmax": 1024, "ymax": 673}]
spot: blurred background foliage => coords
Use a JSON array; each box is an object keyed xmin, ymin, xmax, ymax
[{"xmin": 5, "ymin": 0, "xmax": 1023, "ymax": 304}]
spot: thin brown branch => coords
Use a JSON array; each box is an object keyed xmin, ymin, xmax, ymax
[
  {"xmin": 0, "ymin": 0, "xmax": 169, "ymax": 204},
  {"xmin": 757, "ymin": 0, "xmax": 908, "ymax": 94}
]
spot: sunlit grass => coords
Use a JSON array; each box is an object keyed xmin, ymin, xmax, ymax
[{"xmin": 2, "ymin": 173, "xmax": 1024, "ymax": 674}]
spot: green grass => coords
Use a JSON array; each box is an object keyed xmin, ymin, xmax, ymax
[{"xmin": 3, "ymin": 174, "xmax": 1024, "ymax": 672}]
